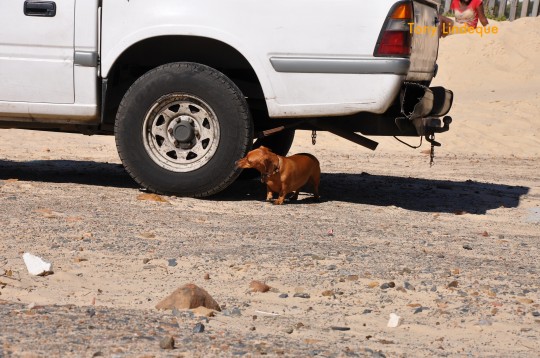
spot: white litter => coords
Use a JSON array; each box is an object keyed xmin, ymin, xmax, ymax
[
  {"xmin": 387, "ymin": 313, "xmax": 403, "ymax": 328},
  {"xmin": 23, "ymin": 253, "xmax": 53, "ymax": 276}
]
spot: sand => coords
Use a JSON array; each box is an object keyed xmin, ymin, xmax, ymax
[{"xmin": 1, "ymin": 16, "xmax": 539, "ymax": 357}]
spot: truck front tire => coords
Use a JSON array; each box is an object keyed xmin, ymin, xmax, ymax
[{"xmin": 115, "ymin": 62, "xmax": 253, "ymax": 197}]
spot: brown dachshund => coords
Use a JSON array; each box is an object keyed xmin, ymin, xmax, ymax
[{"xmin": 236, "ymin": 146, "xmax": 320, "ymax": 204}]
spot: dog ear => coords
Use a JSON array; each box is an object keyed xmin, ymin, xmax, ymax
[
  {"xmin": 235, "ymin": 157, "xmax": 250, "ymax": 168},
  {"xmin": 259, "ymin": 146, "xmax": 273, "ymax": 153}
]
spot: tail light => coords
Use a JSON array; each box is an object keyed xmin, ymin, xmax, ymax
[{"xmin": 374, "ymin": 2, "xmax": 413, "ymax": 57}]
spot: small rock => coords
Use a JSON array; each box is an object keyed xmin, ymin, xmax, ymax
[
  {"xmin": 167, "ymin": 259, "xmax": 177, "ymax": 267},
  {"xmin": 223, "ymin": 307, "xmax": 242, "ymax": 316},
  {"xmin": 284, "ymin": 327, "xmax": 294, "ymax": 334},
  {"xmin": 137, "ymin": 193, "xmax": 169, "ymax": 203},
  {"xmin": 362, "ymin": 309, "xmax": 372, "ymax": 314},
  {"xmin": 475, "ymin": 319, "xmax": 492, "ymax": 326},
  {"xmin": 404, "ymin": 282, "xmax": 415, "ymax": 291},
  {"xmin": 347, "ymin": 275, "xmax": 359, "ymax": 281},
  {"xmin": 193, "ymin": 323, "xmax": 205, "ymax": 333},
  {"xmin": 192, "ymin": 306, "xmax": 215, "ymax": 317},
  {"xmin": 293, "ymin": 293, "xmax": 310, "ymax": 299},
  {"xmin": 463, "ymin": 244, "xmax": 473, "ymax": 250},
  {"xmin": 279, "ymin": 293, "xmax": 289, "ymax": 298},
  {"xmin": 532, "ymin": 311, "xmax": 540, "ymax": 317},
  {"xmin": 321, "ymin": 290, "xmax": 334, "ymax": 297},
  {"xmin": 387, "ymin": 313, "xmax": 402, "ymax": 328},
  {"xmin": 143, "ymin": 258, "xmax": 150, "ymax": 264},
  {"xmin": 413, "ymin": 307, "xmax": 424, "ymax": 314},
  {"xmin": 327, "ymin": 265, "xmax": 337, "ymax": 270},
  {"xmin": 250, "ymin": 280, "xmax": 271, "ymax": 293},
  {"xmin": 86, "ymin": 308, "xmax": 96, "ymax": 317},
  {"xmin": 430, "ymin": 285, "xmax": 438, "ymax": 292},
  {"xmin": 447, "ymin": 280, "xmax": 459, "ymax": 288},
  {"xmin": 204, "ymin": 273, "xmax": 210, "ymax": 280},
  {"xmin": 330, "ymin": 326, "xmax": 350, "ymax": 331},
  {"xmin": 159, "ymin": 336, "xmax": 175, "ymax": 350},
  {"xmin": 380, "ymin": 282, "xmax": 395, "ymax": 290}
]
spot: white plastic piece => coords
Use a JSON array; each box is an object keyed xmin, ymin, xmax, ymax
[
  {"xmin": 23, "ymin": 253, "xmax": 53, "ymax": 276},
  {"xmin": 387, "ymin": 313, "xmax": 403, "ymax": 328}
]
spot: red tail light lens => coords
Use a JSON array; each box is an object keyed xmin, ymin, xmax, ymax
[
  {"xmin": 377, "ymin": 31, "xmax": 411, "ymax": 56},
  {"xmin": 374, "ymin": 2, "xmax": 413, "ymax": 57}
]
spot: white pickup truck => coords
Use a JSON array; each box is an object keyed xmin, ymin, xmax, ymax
[{"xmin": 0, "ymin": 0, "xmax": 453, "ymax": 197}]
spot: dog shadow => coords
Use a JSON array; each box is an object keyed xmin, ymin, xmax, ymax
[
  {"xmin": 0, "ymin": 160, "xmax": 529, "ymax": 215},
  {"xmin": 217, "ymin": 171, "xmax": 529, "ymax": 215}
]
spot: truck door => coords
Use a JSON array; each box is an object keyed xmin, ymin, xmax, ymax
[{"xmin": 0, "ymin": 0, "xmax": 75, "ymax": 104}]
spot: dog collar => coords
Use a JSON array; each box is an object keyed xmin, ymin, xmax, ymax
[{"xmin": 261, "ymin": 156, "xmax": 281, "ymax": 182}]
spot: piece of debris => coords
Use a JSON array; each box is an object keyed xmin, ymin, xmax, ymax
[
  {"xmin": 204, "ymin": 273, "xmax": 210, "ymax": 280},
  {"xmin": 250, "ymin": 280, "xmax": 271, "ymax": 293},
  {"xmin": 22, "ymin": 253, "xmax": 53, "ymax": 276},
  {"xmin": 155, "ymin": 283, "xmax": 221, "ymax": 311},
  {"xmin": 387, "ymin": 313, "xmax": 402, "ymax": 328}
]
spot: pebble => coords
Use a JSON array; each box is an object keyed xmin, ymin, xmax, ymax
[
  {"xmin": 250, "ymin": 280, "xmax": 271, "ymax": 293},
  {"xmin": 463, "ymin": 244, "xmax": 473, "ymax": 250},
  {"xmin": 142, "ymin": 258, "xmax": 150, "ymax": 264},
  {"xmin": 86, "ymin": 308, "xmax": 96, "ymax": 318},
  {"xmin": 362, "ymin": 309, "xmax": 372, "ymax": 314},
  {"xmin": 475, "ymin": 319, "xmax": 492, "ymax": 326},
  {"xmin": 223, "ymin": 307, "xmax": 242, "ymax": 316},
  {"xmin": 387, "ymin": 313, "xmax": 402, "ymax": 328},
  {"xmin": 284, "ymin": 327, "xmax": 294, "ymax": 334},
  {"xmin": 293, "ymin": 293, "xmax": 310, "ymax": 299},
  {"xmin": 532, "ymin": 311, "xmax": 540, "ymax": 317},
  {"xmin": 192, "ymin": 323, "xmax": 205, "ymax": 333},
  {"xmin": 167, "ymin": 259, "xmax": 177, "ymax": 267},
  {"xmin": 380, "ymin": 282, "xmax": 395, "ymax": 290},
  {"xmin": 159, "ymin": 336, "xmax": 175, "ymax": 349},
  {"xmin": 330, "ymin": 326, "xmax": 350, "ymax": 331},
  {"xmin": 279, "ymin": 293, "xmax": 289, "ymax": 298},
  {"xmin": 404, "ymin": 282, "xmax": 415, "ymax": 291}
]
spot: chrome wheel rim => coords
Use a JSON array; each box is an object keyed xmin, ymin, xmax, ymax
[{"xmin": 143, "ymin": 93, "xmax": 220, "ymax": 172}]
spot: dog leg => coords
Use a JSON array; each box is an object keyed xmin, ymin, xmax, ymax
[
  {"xmin": 266, "ymin": 187, "xmax": 274, "ymax": 201},
  {"xmin": 274, "ymin": 191, "xmax": 287, "ymax": 205},
  {"xmin": 289, "ymin": 191, "xmax": 299, "ymax": 201}
]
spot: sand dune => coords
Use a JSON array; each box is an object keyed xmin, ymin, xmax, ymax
[{"xmin": 429, "ymin": 17, "xmax": 540, "ymax": 157}]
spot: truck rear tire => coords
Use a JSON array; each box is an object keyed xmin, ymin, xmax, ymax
[{"xmin": 115, "ymin": 62, "xmax": 253, "ymax": 197}]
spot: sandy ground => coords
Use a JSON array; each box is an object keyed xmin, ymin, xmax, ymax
[{"xmin": 1, "ymin": 17, "xmax": 540, "ymax": 358}]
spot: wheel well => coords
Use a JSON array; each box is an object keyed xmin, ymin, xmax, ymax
[{"xmin": 102, "ymin": 36, "xmax": 267, "ymax": 127}]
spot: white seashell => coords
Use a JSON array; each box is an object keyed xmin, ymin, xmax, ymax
[{"xmin": 387, "ymin": 313, "xmax": 403, "ymax": 328}]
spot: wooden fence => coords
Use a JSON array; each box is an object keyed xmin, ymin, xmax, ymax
[{"xmin": 442, "ymin": 0, "xmax": 540, "ymax": 21}]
